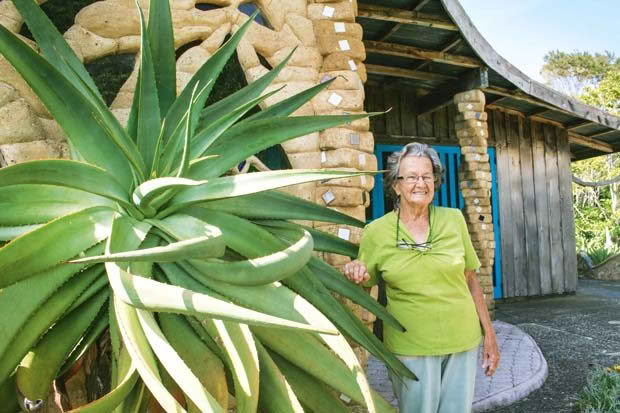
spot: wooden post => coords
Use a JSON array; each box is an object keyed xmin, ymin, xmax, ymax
[{"xmin": 453, "ymin": 89, "xmax": 496, "ymax": 315}]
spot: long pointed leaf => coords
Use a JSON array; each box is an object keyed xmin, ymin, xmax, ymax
[
  {"xmin": 162, "ymin": 169, "xmax": 371, "ymax": 217},
  {"xmin": 71, "ymin": 235, "xmax": 224, "ymax": 265},
  {"xmin": 0, "ymin": 243, "xmax": 104, "ymax": 364},
  {"xmin": 158, "ymin": 312, "xmax": 228, "ymax": 409},
  {"xmin": 190, "ymin": 87, "xmax": 283, "ymax": 160},
  {"xmin": 254, "ymin": 327, "xmax": 395, "ymax": 413},
  {"xmin": 268, "ymin": 349, "xmax": 351, "ymax": 413},
  {"xmin": 0, "ymin": 265, "xmax": 104, "ymax": 386},
  {"xmin": 257, "ymin": 219, "xmax": 360, "ymax": 257},
  {"xmin": 136, "ymin": 310, "xmax": 224, "ymax": 413},
  {"xmin": 158, "ymin": 11, "xmax": 259, "ymax": 175},
  {"xmin": 0, "ymin": 160, "xmax": 131, "ymax": 209},
  {"xmin": 196, "ymin": 47, "xmax": 294, "ymax": 133},
  {"xmin": 0, "ymin": 24, "xmax": 141, "ymax": 187},
  {"xmin": 58, "ymin": 309, "xmax": 108, "ymax": 377},
  {"xmin": 0, "ymin": 224, "xmax": 41, "ymax": 241},
  {"xmin": 201, "ymin": 190, "xmax": 365, "ymax": 228},
  {"xmin": 134, "ymin": 4, "xmax": 161, "ymax": 172},
  {"xmin": 254, "ymin": 340, "xmax": 304, "ymax": 413},
  {"xmin": 0, "ymin": 184, "xmax": 114, "ymax": 226},
  {"xmin": 0, "ymin": 207, "xmax": 115, "ymax": 288},
  {"xmin": 16, "ymin": 290, "xmax": 109, "ymax": 402},
  {"xmin": 132, "ymin": 177, "xmax": 207, "ymax": 211},
  {"xmin": 243, "ymin": 79, "xmax": 335, "ymax": 123},
  {"xmin": 115, "ymin": 260, "xmax": 336, "ymax": 334},
  {"xmin": 188, "ymin": 229, "xmax": 312, "ymax": 286},
  {"xmin": 10, "ymin": 0, "xmax": 102, "ymax": 100},
  {"xmin": 190, "ymin": 114, "xmax": 371, "ymax": 179},
  {"xmin": 146, "ymin": 0, "xmax": 176, "ymax": 116},
  {"xmin": 307, "ymin": 256, "xmax": 405, "ymax": 331},
  {"xmin": 201, "ymin": 319, "xmax": 259, "ymax": 413},
  {"xmin": 113, "ymin": 295, "xmax": 186, "ymax": 413}
]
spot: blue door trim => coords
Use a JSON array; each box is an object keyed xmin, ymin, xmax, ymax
[{"xmin": 372, "ymin": 144, "xmax": 503, "ymax": 299}]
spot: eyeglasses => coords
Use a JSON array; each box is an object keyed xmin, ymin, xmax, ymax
[
  {"xmin": 395, "ymin": 206, "xmax": 433, "ymax": 251},
  {"xmin": 397, "ymin": 175, "xmax": 434, "ymax": 184}
]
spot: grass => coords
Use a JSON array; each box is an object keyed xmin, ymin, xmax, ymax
[{"xmin": 576, "ymin": 367, "xmax": 620, "ymax": 413}]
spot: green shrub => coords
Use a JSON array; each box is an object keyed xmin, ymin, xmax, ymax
[
  {"xmin": 576, "ymin": 367, "xmax": 620, "ymax": 413},
  {"xmin": 587, "ymin": 245, "xmax": 620, "ymax": 266}
]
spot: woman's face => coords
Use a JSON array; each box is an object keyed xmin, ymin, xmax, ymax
[{"xmin": 394, "ymin": 156, "xmax": 435, "ymax": 209}]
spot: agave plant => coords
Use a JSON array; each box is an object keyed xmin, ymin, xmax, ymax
[{"xmin": 0, "ymin": 1, "xmax": 414, "ymax": 412}]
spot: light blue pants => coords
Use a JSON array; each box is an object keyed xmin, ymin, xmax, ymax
[{"xmin": 388, "ymin": 347, "xmax": 478, "ymax": 413}]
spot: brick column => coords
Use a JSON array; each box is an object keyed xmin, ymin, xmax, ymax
[
  {"xmin": 307, "ymin": 0, "xmax": 377, "ymax": 368},
  {"xmin": 453, "ymin": 90, "xmax": 495, "ymax": 315}
]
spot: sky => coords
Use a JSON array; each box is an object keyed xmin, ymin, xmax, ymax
[{"xmin": 458, "ymin": 1, "xmax": 620, "ymax": 82}]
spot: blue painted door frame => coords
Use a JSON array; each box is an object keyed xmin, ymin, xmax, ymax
[{"xmin": 372, "ymin": 144, "xmax": 503, "ymax": 299}]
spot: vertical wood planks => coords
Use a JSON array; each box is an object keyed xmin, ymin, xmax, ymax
[
  {"xmin": 366, "ymin": 86, "xmax": 385, "ymax": 134},
  {"xmin": 531, "ymin": 121, "xmax": 552, "ymax": 295},
  {"xmin": 508, "ymin": 114, "xmax": 528, "ymax": 297},
  {"xmin": 543, "ymin": 123, "xmax": 564, "ymax": 294},
  {"xmin": 556, "ymin": 127, "xmax": 578, "ymax": 292},
  {"xmin": 384, "ymin": 87, "xmax": 402, "ymax": 136},
  {"xmin": 434, "ymin": 108, "xmax": 450, "ymax": 142},
  {"xmin": 418, "ymin": 111, "xmax": 434, "ymax": 137},
  {"xmin": 492, "ymin": 110, "xmax": 515, "ymax": 297},
  {"xmin": 519, "ymin": 118, "xmax": 540, "ymax": 296},
  {"xmin": 400, "ymin": 91, "xmax": 417, "ymax": 136}
]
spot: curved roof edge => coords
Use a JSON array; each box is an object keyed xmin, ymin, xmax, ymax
[{"xmin": 440, "ymin": 0, "xmax": 620, "ymax": 131}]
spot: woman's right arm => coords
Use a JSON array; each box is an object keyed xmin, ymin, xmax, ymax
[{"xmin": 343, "ymin": 260, "xmax": 370, "ymax": 284}]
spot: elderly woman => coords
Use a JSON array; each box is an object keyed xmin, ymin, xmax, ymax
[{"xmin": 344, "ymin": 142, "xmax": 499, "ymax": 413}]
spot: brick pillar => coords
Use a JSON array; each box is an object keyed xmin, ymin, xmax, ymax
[
  {"xmin": 307, "ymin": 0, "xmax": 376, "ymax": 369},
  {"xmin": 453, "ymin": 90, "xmax": 495, "ymax": 315}
]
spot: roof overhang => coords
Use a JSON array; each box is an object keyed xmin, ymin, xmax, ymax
[{"xmin": 357, "ymin": 0, "xmax": 620, "ymax": 160}]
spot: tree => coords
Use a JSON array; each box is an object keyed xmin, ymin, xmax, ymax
[
  {"xmin": 541, "ymin": 50, "xmax": 620, "ymax": 97},
  {"xmin": 542, "ymin": 50, "xmax": 620, "ymax": 253}
]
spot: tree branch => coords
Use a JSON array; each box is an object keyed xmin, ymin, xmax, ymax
[{"xmin": 572, "ymin": 174, "xmax": 620, "ymax": 187}]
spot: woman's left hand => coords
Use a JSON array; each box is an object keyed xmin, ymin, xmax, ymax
[{"xmin": 482, "ymin": 333, "xmax": 500, "ymax": 376}]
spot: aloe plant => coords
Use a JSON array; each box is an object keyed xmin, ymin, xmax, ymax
[{"xmin": 0, "ymin": 1, "xmax": 414, "ymax": 412}]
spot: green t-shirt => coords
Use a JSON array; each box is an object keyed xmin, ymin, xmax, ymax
[{"xmin": 359, "ymin": 206, "xmax": 482, "ymax": 356}]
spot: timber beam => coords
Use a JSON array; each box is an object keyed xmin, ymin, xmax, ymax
[
  {"xmin": 378, "ymin": 0, "xmax": 434, "ymax": 41},
  {"xmin": 482, "ymin": 86, "xmax": 562, "ymax": 113},
  {"xmin": 357, "ymin": 4, "xmax": 459, "ymax": 31},
  {"xmin": 568, "ymin": 133, "xmax": 614, "ymax": 153},
  {"xmin": 526, "ymin": 108, "xmax": 552, "ymax": 118},
  {"xmin": 566, "ymin": 119, "xmax": 593, "ymax": 130},
  {"xmin": 587, "ymin": 129, "xmax": 619, "ymax": 139},
  {"xmin": 364, "ymin": 40, "xmax": 481, "ymax": 68},
  {"xmin": 365, "ymin": 64, "xmax": 457, "ymax": 82},
  {"xmin": 415, "ymin": 67, "xmax": 489, "ymax": 116}
]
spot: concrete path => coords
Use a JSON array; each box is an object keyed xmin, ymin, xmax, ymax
[{"xmin": 367, "ymin": 321, "xmax": 547, "ymax": 412}]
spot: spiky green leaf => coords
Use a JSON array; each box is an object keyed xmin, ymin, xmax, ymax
[
  {"xmin": 191, "ymin": 114, "xmax": 371, "ymax": 179},
  {"xmin": 201, "ymin": 190, "xmax": 365, "ymax": 228},
  {"xmin": 0, "ymin": 24, "xmax": 143, "ymax": 187},
  {"xmin": 0, "ymin": 185, "xmax": 114, "ymax": 226},
  {"xmin": 0, "ymin": 160, "xmax": 131, "ymax": 209},
  {"xmin": 162, "ymin": 169, "xmax": 371, "ymax": 217},
  {"xmin": 0, "ymin": 207, "xmax": 115, "ymax": 288}
]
